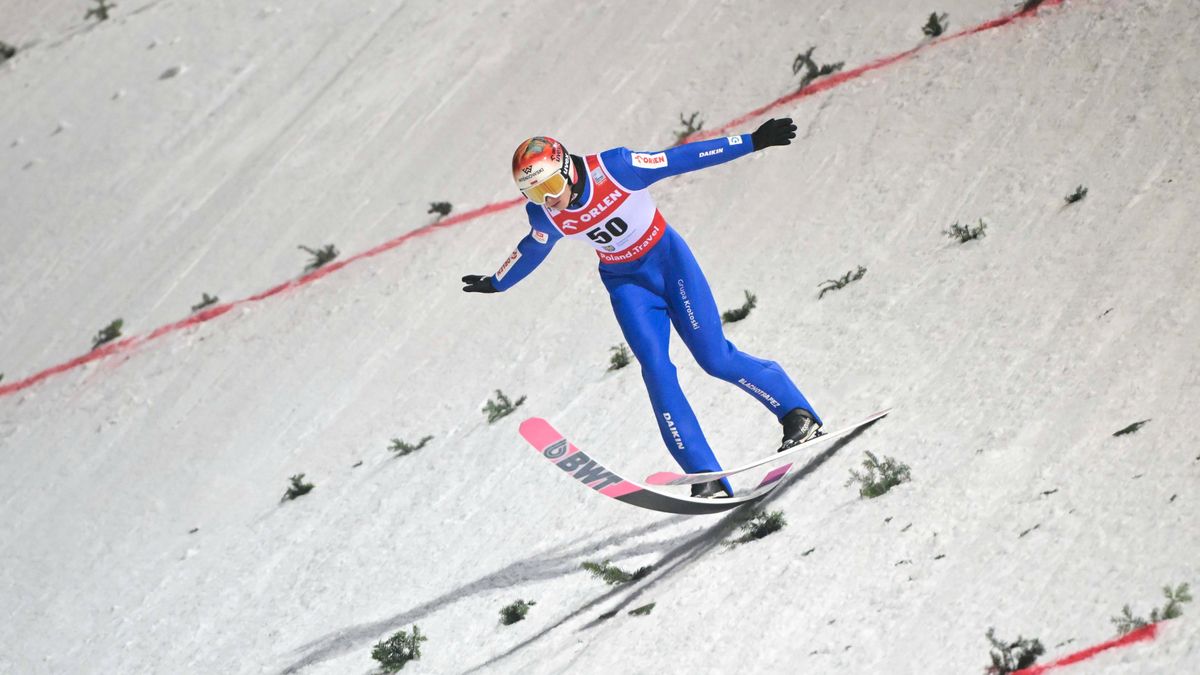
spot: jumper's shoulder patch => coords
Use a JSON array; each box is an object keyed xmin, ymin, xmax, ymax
[{"xmin": 631, "ymin": 152, "xmax": 668, "ymax": 169}]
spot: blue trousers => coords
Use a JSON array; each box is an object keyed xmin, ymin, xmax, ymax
[{"xmin": 599, "ymin": 227, "xmax": 819, "ymax": 493}]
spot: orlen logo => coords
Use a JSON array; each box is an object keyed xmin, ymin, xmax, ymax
[
  {"xmin": 559, "ymin": 189, "xmax": 622, "ymax": 233},
  {"xmin": 631, "ymin": 152, "xmax": 668, "ymax": 168},
  {"xmin": 542, "ymin": 440, "xmax": 623, "ymax": 490}
]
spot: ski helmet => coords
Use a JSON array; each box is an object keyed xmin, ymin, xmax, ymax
[{"xmin": 512, "ymin": 136, "xmax": 575, "ymax": 205}]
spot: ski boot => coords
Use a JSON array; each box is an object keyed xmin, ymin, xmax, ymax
[
  {"xmin": 779, "ymin": 407, "xmax": 822, "ymax": 452},
  {"xmin": 690, "ymin": 479, "xmax": 733, "ymax": 499}
]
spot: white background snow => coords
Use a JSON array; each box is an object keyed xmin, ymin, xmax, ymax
[{"xmin": 1, "ymin": 0, "xmax": 1198, "ymax": 672}]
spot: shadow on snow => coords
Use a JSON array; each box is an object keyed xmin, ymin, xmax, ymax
[
  {"xmin": 277, "ymin": 421, "xmax": 878, "ymax": 674},
  {"xmin": 464, "ymin": 422, "xmax": 879, "ymax": 674}
]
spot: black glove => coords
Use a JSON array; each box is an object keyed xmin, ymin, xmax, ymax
[
  {"xmin": 461, "ymin": 274, "xmax": 498, "ymax": 294},
  {"xmin": 751, "ymin": 117, "xmax": 797, "ymax": 150}
]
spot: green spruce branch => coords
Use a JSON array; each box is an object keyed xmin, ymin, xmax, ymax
[
  {"xmin": 1111, "ymin": 605, "xmax": 1148, "ymax": 635},
  {"xmin": 1112, "ymin": 583, "xmax": 1192, "ymax": 635},
  {"xmin": 428, "ymin": 202, "xmax": 452, "ymax": 218},
  {"xmin": 793, "ymin": 46, "xmax": 844, "ymax": 91},
  {"xmin": 818, "ymin": 265, "xmax": 867, "ymax": 299},
  {"xmin": 944, "ymin": 219, "xmax": 988, "ymax": 243},
  {"xmin": 726, "ymin": 509, "xmax": 787, "ymax": 547},
  {"xmin": 846, "ymin": 451, "xmax": 911, "ymax": 498},
  {"xmin": 923, "ymin": 13, "xmax": 949, "ymax": 37},
  {"xmin": 371, "ymin": 624, "xmax": 427, "ymax": 672},
  {"xmin": 282, "ymin": 473, "xmax": 314, "ymax": 502},
  {"xmin": 580, "ymin": 560, "xmax": 654, "ymax": 586},
  {"xmin": 674, "ymin": 112, "xmax": 703, "ymax": 144},
  {"xmin": 721, "ymin": 290, "xmax": 757, "ymax": 324},
  {"xmin": 499, "ymin": 599, "xmax": 536, "ymax": 626},
  {"xmin": 483, "ymin": 389, "xmax": 526, "ymax": 424},
  {"xmin": 91, "ymin": 319, "xmax": 124, "ymax": 350},
  {"xmin": 191, "ymin": 293, "xmax": 219, "ymax": 313},
  {"xmin": 85, "ymin": 0, "xmax": 116, "ymax": 22},
  {"xmin": 985, "ymin": 628, "xmax": 1045, "ymax": 674},
  {"xmin": 299, "ymin": 244, "xmax": 339, "ymax": 272},
  {"xmin": 608, "ymin": 343, "xmax": 632, "ymax": 371},
  {"xmin": 389, "ymin": 435, "xmax": 433, "ymax": 457},
  {"xmin": 1065, "ymin": 185, "xmax": 1088, "ymax": 204},
  {"xmin": 1113, "ymin": 419, "xmax": 1150, "ymax": 437}
]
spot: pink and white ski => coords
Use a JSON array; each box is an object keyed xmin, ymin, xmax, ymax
[
  {"xmin": 519, "ymin": 417, "xmax": 791, "ymax": 515},
  {"xmin": 644, "ymin": 408, "xmax": 891, "ymax": 486}
]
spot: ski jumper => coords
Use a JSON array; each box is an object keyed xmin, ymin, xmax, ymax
[{"xmin": 491, "ymin": 134, "xmax": 821, "ymax": 492}]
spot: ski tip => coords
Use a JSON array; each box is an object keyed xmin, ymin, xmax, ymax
[
  {"xmin": 518, "ymin": 417, "xmax": 548, "ymax": 432},
  {"xmin": 866, "ymin": 408, "xmax": 893, "ymax": 423}
]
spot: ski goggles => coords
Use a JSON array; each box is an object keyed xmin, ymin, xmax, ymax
[
  {"xmin": 520, "ymin": 171, "xmax": 570, "ymax": 205},
  {"xmin": 520, "ymin": 163, "xmax": 572, "ymax": 205}
]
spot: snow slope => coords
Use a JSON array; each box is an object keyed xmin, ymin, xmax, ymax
[{"xmin": 1, "ymin": 0, "xmax": 1197, "ymax": 673}]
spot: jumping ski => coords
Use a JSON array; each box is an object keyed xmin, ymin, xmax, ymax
[
  {"xmin": 519, "ymin": 417, "xmax": 794, "ymax": 515},
  {"xmin": 645, "ymin": 408, "xmax": 891, "ymax": 486}
]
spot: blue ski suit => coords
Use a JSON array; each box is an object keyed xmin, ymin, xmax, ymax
[{"xmin": 489, "ymin": 134, "xmax": 820, "ymax": 492}]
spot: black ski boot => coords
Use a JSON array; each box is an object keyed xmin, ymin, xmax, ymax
[
  {"xmin": 690, "ymin": 479, "xmax": 733, "ymax": 499},
  {"xmin": 779, "ymin": 407, "xmax": 822, "ymax": 452}
]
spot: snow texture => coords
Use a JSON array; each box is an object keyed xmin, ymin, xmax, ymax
[{"xmin": 1, "ymin": 0, "xmax": 1198, "ymax": 673}]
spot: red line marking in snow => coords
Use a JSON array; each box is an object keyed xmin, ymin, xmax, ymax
[
  {"xmin": 696, "ymin": 0, "xmax": 1068, "ymax": 139},
  {"xmin": 1014, "ymin": 623, "xmax": 1158, "ymax": 674},
  {"xmin": 0, "ymin": 199, "xmax": 522, "ymax": 398},
  {"xmin": 0, "ymin": 2, "xmax": 1069, "ymax": 399}
]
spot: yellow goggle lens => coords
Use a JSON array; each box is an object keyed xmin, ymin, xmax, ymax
[{"xmin": 520, "ymin": 172, "xmax": 569, "ymax": 205}]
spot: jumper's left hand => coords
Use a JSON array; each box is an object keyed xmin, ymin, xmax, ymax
[{"xmin": 751, "ymin": 117, "xmax": 797, "ymax": 150}]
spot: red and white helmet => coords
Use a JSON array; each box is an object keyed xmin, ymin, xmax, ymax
[{"xmin": 512, "ymin": 136, "xmax": 575, "ymax": 205}]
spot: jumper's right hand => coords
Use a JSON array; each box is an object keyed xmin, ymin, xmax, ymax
[{"xmin": 461, "ymin": 275, "xmax": 498, "ymax": 294}]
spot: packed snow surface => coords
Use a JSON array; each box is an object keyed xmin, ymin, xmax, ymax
[{"xmin": 1, "ymin": 0, "xmax": 1198, "ymax": 673}]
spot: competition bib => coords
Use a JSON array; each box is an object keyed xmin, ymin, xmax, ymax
[{"xmin": 544, "ymin": 155, "xmax": 666, "ymax": 263}]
